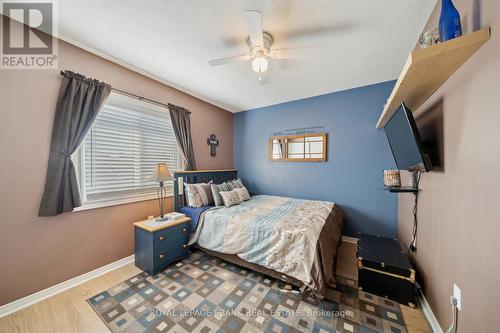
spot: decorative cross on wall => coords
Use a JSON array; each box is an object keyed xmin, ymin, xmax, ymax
[{"xmin": 207, "ymin": 134, "xmax": 219, "ymax": 157}]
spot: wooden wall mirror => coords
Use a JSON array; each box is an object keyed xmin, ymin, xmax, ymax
[{"xmin": 269, "ymin": 133, "xmax": 327, "ymax": 162}]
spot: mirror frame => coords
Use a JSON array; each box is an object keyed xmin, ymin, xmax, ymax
[{"xmin": 268, "ymin": 133, "xmax": 327, "ymax": 162}]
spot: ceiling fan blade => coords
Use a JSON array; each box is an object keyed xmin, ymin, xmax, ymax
[
  {"xmin": 244, "ymin": 10, "xmax": 264, "ymax": 47},
  {"xmin": 208, "ymin": 54, "xmax": 252, "ymax": 66},
  {"xmin": 270, "ymin": 47, "xmax": 318, "ymax": 59}
]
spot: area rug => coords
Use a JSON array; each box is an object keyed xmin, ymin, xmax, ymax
[{"xmin": 88, "ymin": 250, "xmax": 410, "ymax": 333}]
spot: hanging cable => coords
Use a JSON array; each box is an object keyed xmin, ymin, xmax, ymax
[
  {"xmin": 408, "ymin": 171, "xmax": 422, "ymax": 262},
  {"xmin": 445, "ymin": 296, "xmax": 458, "ymax": 333}
]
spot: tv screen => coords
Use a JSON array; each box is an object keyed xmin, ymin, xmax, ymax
[{"xmin": 384, "ymin": 103, "xmax": 432, "ymax": 172}]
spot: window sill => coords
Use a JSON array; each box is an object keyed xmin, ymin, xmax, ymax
[{"xmin": 73, "ymin": 193, "xmax": 174, "ymax": 212}]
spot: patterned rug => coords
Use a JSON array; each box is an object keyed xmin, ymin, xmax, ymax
[{"xmin": 88, "ymin": 250, "xmax": 410, "ymax": 333}]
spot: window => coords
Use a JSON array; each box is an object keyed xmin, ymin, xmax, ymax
[{"xmin": 75, "ymin": 92, "xmax": 181, "ymax": 209}]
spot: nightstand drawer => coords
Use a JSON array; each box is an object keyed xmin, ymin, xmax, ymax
[
  {"xmin": 154, "ymin": 221, "xmax": 190, "ymax": 242},
  {"xmin": 153, "ymin": 222, "xmax": 190, "ymax": 252},
  {"xmin": 154, "ymin": 243, "xmax": 190, "ymax": 266}
]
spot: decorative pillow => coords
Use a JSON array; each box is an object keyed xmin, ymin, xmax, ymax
[
  {"xmin": 231, "ymin": 178, "xmax": 245, "ymax": 189},
  {"xmin": 212, "ymin": 182, "xmax": 230, "ymax": 207},
  {"xmin": 194, "ymin": 182, "xmax": 214, "ymax": 206},
  {"xmin": 224, "ymin": 181, "xmax": 235, "ymax": 190},
  {"xmin": 185, "ymin": 181, "xmax": 213, "ymax": 207},
  {"xmin": 211, "ymin": 183, "xmax": 223, "ymax": 207},
  {"xmin": 219, "ymin": 189, "xmax": 242, "ymax": 208},
  {"xmin": 184, "ymin": 183, "xmax": 204, "ymax": 208},
  {"xmin": 217, "ymin": 182, "xmax": 231, "ymax": 192},
  {"xmin": 235, "ymin": 187, "xmax": 250, "ymax": 202}
]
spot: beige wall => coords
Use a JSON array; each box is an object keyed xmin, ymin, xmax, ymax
[
  {"xmin": 398, "ymin": 1, "xmax": 500, "ymax": 332},
  {"xmin": 0, "ymin": 17, "xmax": 233, "ymax": 305}
]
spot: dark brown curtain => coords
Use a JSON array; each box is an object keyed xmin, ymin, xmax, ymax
[
  {"xmin": 38, "ymin": 71, "xmax": 111, "ymax": 216},
  {"xmin": 168, "ymin": 104, "xmax": 196, "ymax": 171}
]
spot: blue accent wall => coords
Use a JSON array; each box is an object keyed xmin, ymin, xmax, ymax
[{"xmin": 233, "ymin": 80, "xmax": 398, "ymax": 237}]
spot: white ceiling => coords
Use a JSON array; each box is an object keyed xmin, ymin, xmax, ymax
[{"xmin": 54, "ymin": 0, "xmax": 436, "ymax": 112}]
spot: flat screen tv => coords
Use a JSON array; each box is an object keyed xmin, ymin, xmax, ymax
[{"xmin": 384, "ymin": 103, "xmax": 432, "ymax": 172}]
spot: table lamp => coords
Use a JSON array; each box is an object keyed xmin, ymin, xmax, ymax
[{"xmin": 150, "ymin": 163, "xmax": 173, "ymax": 222}]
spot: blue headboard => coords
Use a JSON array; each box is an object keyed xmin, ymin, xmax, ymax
[{"xmin": 173, "ymin": 169, "xmax": 238, "ymax": 211}]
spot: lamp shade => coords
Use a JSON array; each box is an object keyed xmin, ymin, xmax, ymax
[
  {"xmin": 150, "ymin": 163, "xmax": 173, "ymax": 183},
  {"xmin": 252, "ymin": 56, "xmax": 268, "ymax": 73}
]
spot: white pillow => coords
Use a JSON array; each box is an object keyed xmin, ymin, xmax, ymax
[
  {"xmin": 219, "ymin": 189, "xmax": 242, "ymax": 208},
  {"xmin": 235, "ymin": 187, "xmax": 250, "ymax": 202},
  {"xmin": 185, "ymin": 181, "xmax": 213, "ymax": 207}
]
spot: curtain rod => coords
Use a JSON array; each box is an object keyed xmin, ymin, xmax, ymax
[{"xmin": 59, "ymin": 71, "xmax": 191, "ymax": 114}]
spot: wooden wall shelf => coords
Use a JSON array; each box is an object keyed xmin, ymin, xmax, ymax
[
  {"xmin": 384, "ymin": 186, "xmax": 419, "ymax": 194},
  {"xmin": 376, "ymin": 28, "xmax": 491, "ymax": 129}
]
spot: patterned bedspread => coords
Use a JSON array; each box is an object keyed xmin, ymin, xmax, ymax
[{"xmin": 188, "ymin": 195, "xmax": 343, "ymax": 295}]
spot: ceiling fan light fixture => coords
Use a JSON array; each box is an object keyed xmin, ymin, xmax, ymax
[{"xmin": 252, "ymin": 56, "xmax": 268, "ymax": 73}]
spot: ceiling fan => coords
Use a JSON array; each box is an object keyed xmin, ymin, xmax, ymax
[{"xmin": 208, "ymin": 10, "xmax": 317, "ymax": 83}]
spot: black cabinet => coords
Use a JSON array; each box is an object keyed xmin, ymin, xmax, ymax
[{"xmin": 357, "ymin": 233, "xmax": 416, "ymax": 307}]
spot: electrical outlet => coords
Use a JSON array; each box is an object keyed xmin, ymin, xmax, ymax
[{"xmin": 453, "ymin": 284, "xmax": 462, "ymax": 311}]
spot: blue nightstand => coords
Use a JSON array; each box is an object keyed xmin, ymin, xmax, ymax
[{"xmin": 134, "ymin": 217, "xmax": 191, "ymax": 276}]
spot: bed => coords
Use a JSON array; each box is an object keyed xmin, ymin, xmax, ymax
[{"xmin": 173, "ymin": 169, "xmax": 343, "ymax": 297}]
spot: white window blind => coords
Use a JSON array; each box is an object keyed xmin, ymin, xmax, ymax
[{"xmin": 79, "ymin": 92, "xmax": 181, "ymax": 206}]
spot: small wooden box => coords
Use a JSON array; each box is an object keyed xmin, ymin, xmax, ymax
[
  {"xmin": 357, "ymin": 233, "xmax": 416, "ymax": 307},
  {"xmin": 134, "ymin": 217, "xmax": 191, "ymax": 276}
]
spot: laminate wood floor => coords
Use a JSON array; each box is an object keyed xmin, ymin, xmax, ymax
[{"xmin": 0, "ymin": 241, "xmax": 431, "ymax": 333}]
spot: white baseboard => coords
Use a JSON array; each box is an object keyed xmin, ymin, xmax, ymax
[
  {"xmin": 341, "ymin": 235, "xmax": 359, "ymax": 244},
  {"xmin": 0, "ymin": 255, "xmax": 135, "ymax": 318},
  {"xmin": 418, "ymin": 291, "xmax": 443, "ymax": 333}
]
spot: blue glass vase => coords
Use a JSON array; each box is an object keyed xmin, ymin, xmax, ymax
[{"xmin": 439, "ymin": 0, "xmax": 462, "ymax": 41}]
